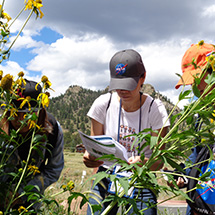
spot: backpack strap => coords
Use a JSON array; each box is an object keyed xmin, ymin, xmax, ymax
[
  {"xmin": 148, "ymin": 98, "xmax": 155, "ymax": 113},
  {"xmin": 106, "ymin": 92, "xmax": 112, "ymax": 112}
]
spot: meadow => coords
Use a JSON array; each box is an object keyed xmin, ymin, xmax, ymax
[{"xmin": 43, "ymin": 150, "xmax": 186, "ymax": 215}]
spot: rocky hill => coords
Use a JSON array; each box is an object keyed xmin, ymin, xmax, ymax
[{"xmin": 47, "ymin": 84, "xmax": 180, "ymax": 151}]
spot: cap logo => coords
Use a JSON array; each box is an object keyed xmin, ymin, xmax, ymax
[
  {"xmin": 206, "ymin": 51, "xmax": 215, "ymax": 57},
  {"xmin": 115, "ymin": 63, "xmax": 128, "ymax": 75}
]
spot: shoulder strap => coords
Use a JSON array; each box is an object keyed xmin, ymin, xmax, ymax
[
  {"xmin": 148, "ymin": 98, "xmax": 155, "ymax": 113},
  {"xmin": 106, "ymin": 92, "xmax": 112, "ymax": 112}
]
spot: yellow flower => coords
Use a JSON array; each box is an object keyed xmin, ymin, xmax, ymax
[
  {"xmin": 198, "ymin": 40, "xmax": 204, "ymax": 46},
  {"xmin": 62, "ymin": 180, "xmax": 75, "ymax": 191},
  {"xmin": 67, "ymin": 180, "xmax": 75, "ymax": 190},
  {"xmin": 36, "ymin": 75, "xmax": 54, "ymax": 91},
  {"xmin": 18, "ymin": 206, "xmax": 28, "ymax": 213},
  {"xmin": 210, "ymin": 110, "xmax": 215, "ymax": 123},
  {"xmin": 18, "ymin": 168, "xmax": 23, "ymax": 173},
  {"xmin": 0, "ymin": 74, "xmax": 13, "ymax": 91},
  {"xmin": 28, "ymin": 164, "xmax": 40, "ymax": 175},
  {"xmin": 0, "ymin": 211, "xmax": 3, "ymax": 215},
  {"xmin": 24, "ymin": 0, "xmax": 44, "ymax": 18},
  {"xmin": 18, "ymin": 96, "xmax": 32, "ymax": 111},
  {"xmin": 37, "ymin": 92, "xmax": 50, "ymax": 108},
  {"xmin": 0, "ymin": 5, "xmax": 11, "ymax": 22},
  {"xmin": 0, "ymin": 70, "xmax": 3, "ymax": 80},
  {"xmin": 27, "ymin": 119, "xmax": 41, "ymax": 130},
  {"xmin": 9, "ymin": 106, "xmax": 18, "ymax": 117},
  {"xmin": 18, "ymin": 71, "xmax": 24, "ymax": 77},
  {"xmin": 41, "ymin": 75, "xmax": 48, "ymax": 83},
  {"xmin": 2, "ymin": 11, "xmax": 11, "ymax": 22},
  {"xmin": 62, "ymin": 184, "xmax": 67, "ymax": 190},
  {"xmin": 206, "ymin": 54, "xmax": 215, "ymax": 71}
]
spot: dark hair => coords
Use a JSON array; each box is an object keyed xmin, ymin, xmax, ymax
[
  {"xmin": 5, "ymin": 108, "xmax": 53, "ymax": 136},
  {"xmin": 206, "ymin": 66, "xmax": 213, "ymax": 74}
]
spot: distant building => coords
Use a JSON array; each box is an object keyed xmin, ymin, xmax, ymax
[{"xmin": 76, "ymin": 144, "xmax": 85, "ymax": 153}]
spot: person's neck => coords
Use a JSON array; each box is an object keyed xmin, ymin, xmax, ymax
[{"xmin": 121, "ymin": 93, "xmax": 146, "ymax": 112}]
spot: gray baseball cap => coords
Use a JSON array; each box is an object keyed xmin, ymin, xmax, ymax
[{"xmin": 109, "ymin": 49, "xmax": 146, "ymax": 91}]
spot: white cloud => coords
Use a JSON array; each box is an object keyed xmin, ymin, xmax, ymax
[
  {"xmin": 26, "ymin": 35, "xmax": 115, "ymax": 97},
  {"xmin": 21, "ymin": 33, "xmax": 192, "ymax": 108},
  {"xmin": 202, "ymin": 4, "xmax": 215, "ymax": 17},
  {"xmin": 3, "ymin": 0, "xmax": 215, "ymax": 110}
]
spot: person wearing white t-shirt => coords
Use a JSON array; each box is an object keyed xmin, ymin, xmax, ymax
[{"xmin": 83, "ymin": 49, "xmax": 170, "ymax": 215}]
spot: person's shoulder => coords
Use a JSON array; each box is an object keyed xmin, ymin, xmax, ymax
[
  {"xmin": 47, "ymin": 111, "xmax": 58, "ymax": 127},
  {"xmin": 97, "ymin": 92, "xmax": 113, "ymax": 101},
  {"xmin": 143, "ymin": 93, "xmax": 154, "ymax": 105},
  {"xmin": 143, "ymin": 94, "xmax": 166, "ymax": 111},
  {"xmin": 93, "ymin": 92, "xmax": 114, "ymax": 107}
]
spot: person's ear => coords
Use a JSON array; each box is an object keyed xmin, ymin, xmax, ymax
[{"xmin": 140, "ymin": 73, "xmax": 146, "ymax": 87}]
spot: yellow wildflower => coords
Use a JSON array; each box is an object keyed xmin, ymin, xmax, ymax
[
  {"xmin": 0, "ymin": 70, "xmax": 3, "ymax": 80},
  {"xmin": 24, "ymin": 0, "xmax": 44, "ymax": 18},
  {"xmin": 206, "ymin": 54, "xmax": 215, "ymax": 71},
  {"xmin": 210, "ymin": 110, "xmax": 215, "ymax": 123},
  {"xmin": 18, "ymin": 206, "xmax": 28, "ymax": 213},
  {"xmin": 41, "ymin": 75, "xmax": 48, "ymax": 83},
  {"xmin": 2, "ymin": 11, "xmax": 11, "ymax": 22},
  {"xmin": 18, "ymin": 96, "xmax": 32, "ymax": 111},
  {"xmin": 36, "ymin": 75, "xmax": 54, "ymax": 91},
  {"xmin": 9, "ymin": 106, "xmax": 18, "ymax": 117},
  {"xmin": 37, "ymin": 92, "xmax": 50, "ymax": 108},
  {"xmin": 17, "ymin": 72, "xmax": 26, "ymax": 86},
  {"xmin": 0, "ymin": 104, "xmax": 17, "ymax": 116},
  {"xmin": 0, "ymin": 5, "xmax": 11, "ymax": 22},
  {"xmin": 67, "ymin": 180, "xmax": 75, "ymax": 190},
  {"xmin": 0, "ymin": 74, "xmax": 13, "ymax": 91},
  {"xmin": 18, "ymin": 168, "xmax": 23, "ymax": 173},
  {"xmin": 27, "ymin": 119, "xmax": 41, "ymax": 130},
  {"xmin": 28, "ymin": 164, "xmax": 40, "ymax": 175},
  {"xmin": 62, "ymin": 180, "xmax": 75, "ymax": 191},
  {"xmin": 198, "ymin": 40, "xmax": 204, "ymax": 46},
  {"xmin": 0, "ymin": 211, "xmax": 3, "ymax": 215},
  {"xmin": 18, "ymin": 71, "xmax": 24, "ymax": 77},
  {"xmin": 62, "ymin": 184, "xmax": 67, "ymax": 190}
]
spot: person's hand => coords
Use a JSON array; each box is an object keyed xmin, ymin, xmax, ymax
[
  {"xmin": 128, "ymin": 155, "xmax": 141, "ymax": 164},
  {"xmin": 83, "ymin": 150, "xmax": 103, "ymax": 168},
  {"xmin": 163, "ymin": 167, "xmax": 185, "ymax": 188}
]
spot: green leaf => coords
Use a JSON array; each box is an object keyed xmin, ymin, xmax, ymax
[
  {"xmin": 170, "ymin": 113, "xmax": 181, "ymax": 125},
  {"xmin": 150, "ymin": 136, "xmax": 158, "ymax": 149},
  {"xmin": 67, "ymin": 192, "xmax": 88, "ymax": 211},
  {"xmin": 1, "ymin": 29, "xmax": 9, "ymax": 37},
  {"xmin": 165, "ymin": 157, "xmax": 184, "ymax": 172},
  {"xmin": 10, "ymin": 129, "xmax": 17, "ymax": 138},
  {"xmin": 192, "ymin": 84, "xmax": 200, "ymax": 98},
  {"xmin": 117, "ymin": 177, "xmax": 130, "ymax": 195},
  {"xmin": 186, "ymin": 115, "xmax": 193, "ymax": 125},
  {"xmin": 179, "ymin": 90, "xmax": 192, "ymax": 101},
  {"xmin": 92, "ymin": 172, "xmax": 109, "ymax": 189}
]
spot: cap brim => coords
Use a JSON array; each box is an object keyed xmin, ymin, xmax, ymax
[
  {"xmin": 109, "ymin": 77, "xmax": 140, "ymax": 91},
  {"xmin": 175, "ymin": 68, "xmax": 202, "ymax": 89}
]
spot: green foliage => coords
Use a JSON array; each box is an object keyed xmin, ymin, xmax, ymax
[{"xmin": 48, "ymin": 85, "xmax": 179, "ymax": 152}]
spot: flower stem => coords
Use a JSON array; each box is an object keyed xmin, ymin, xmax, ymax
[{"xmin": 7, "ymin": 8, "xmax": 34, "ymax": 53}]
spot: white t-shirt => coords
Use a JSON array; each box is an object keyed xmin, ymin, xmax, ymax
[{"xmin": 87, "ymin": 92, "xmax": 170, "ymax": 161}]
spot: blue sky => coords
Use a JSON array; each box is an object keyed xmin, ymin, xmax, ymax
[
  {"xmin": 3, "ymin": 28, "xmax": 63, "ymax": 76},
  {"xmin": 1, "ymin": 0, "xmax": 215, "ymax": 108}
]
